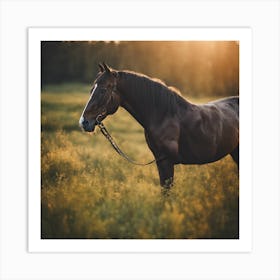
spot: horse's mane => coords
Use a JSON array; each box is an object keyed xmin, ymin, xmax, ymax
[{"xmin": 118, "ymin": 70, "xmax": 188, "ymax": 115}]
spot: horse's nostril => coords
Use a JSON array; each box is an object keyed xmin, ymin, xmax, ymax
[
  {"xmin": 82, "ymin": 119, "xmax": 89, "ymax": 127},
  {"xmin": 80, "ymin": 118, "xmax": 95, "ymax": 132}
]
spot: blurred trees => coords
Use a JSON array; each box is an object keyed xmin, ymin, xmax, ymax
[{"xmin": 41, "ymin": 41, "xmax": 239, "ymax": 97}]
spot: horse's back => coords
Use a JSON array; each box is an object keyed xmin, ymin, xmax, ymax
[
  {"xmin": 210, "ymin": 96, "xmax": 239, "ymax": 117},
  {"xmin": 178, "ymin": 95, "xmax": 239, "ymax": 164},
  {"xmin": 206, "ymin": 95, "xmax": 239, "ymax": 135}
]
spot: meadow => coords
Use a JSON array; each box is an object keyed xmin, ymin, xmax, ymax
[{"xmin": 41, "ymin": 83, "xmax": 239, "ymax": 239}]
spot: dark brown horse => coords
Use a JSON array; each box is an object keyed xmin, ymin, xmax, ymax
[{"xmin": 79, "ymin": 63, "xmax": 239, "ymax": 190}]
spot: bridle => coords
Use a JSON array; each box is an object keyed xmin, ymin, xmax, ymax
[
  {"xmin": 93, "ymin": 82, "xmax": 118, "ymax": 121},
  {"xmin": 95, "ymin": 114, "xmax": 165, "ymax": 166},
  {"xmin": 91, "ymin": 79, "xmax": 166, "ymax": 166}
]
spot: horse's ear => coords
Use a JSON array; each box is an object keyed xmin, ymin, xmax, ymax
[
  {"xmin": 102, "ymin": 62, "xmax": 111, "ymax": 73},
  {"xmin": 98, "ymin": 63, "xmax": 105, "ymax": 72}
]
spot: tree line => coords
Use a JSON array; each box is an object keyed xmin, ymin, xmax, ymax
[{"xmin": 41, "ymin": 41, "xmax": 239, "ymax": 97}]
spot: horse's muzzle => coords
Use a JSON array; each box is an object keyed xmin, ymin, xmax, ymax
[{"xmin": 79, "ymin": 117, "xmax": 96, "ymax": 132}]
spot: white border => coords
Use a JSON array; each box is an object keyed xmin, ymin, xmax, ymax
[
  {"xmin": 28, "ymin": 27, "xmax": 252, "ymax": 253},
  {"xmin": 1, "ymin": 1, "xmax": 279, "ymax": 279}
]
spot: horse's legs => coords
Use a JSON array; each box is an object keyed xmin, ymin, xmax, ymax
[
  {"xmin": 156, "ymin": 158, "xmax": 174, "ymax": 195},
  {"xmin": 144, "ymin": 130, "xmax": 175, "ymax": 193},
  {"xmin": 230, "ymin": 145, "xmax": 239, "ymax": 167},
  {"xmin": 156, "ymin": 159, "xmax": 174, "ymax": 187}
]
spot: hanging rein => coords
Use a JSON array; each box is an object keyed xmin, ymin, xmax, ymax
[{"xmin": 95, "ymin": 114, "xmax": 164, "ymax": 166}]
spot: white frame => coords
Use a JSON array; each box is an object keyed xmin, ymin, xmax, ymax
[
  {"xmin": 28, "ymin": 27, "xmax": 252, "ymax": 253},
  {"xmin": 1, "ymin": 1, "xmax": 279, "ymax": 279}
]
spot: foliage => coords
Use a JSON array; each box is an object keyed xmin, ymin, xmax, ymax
[
  {"xmin": 41, "ymin": 84, "xmax": 239, "ymax": 239},
  {"xmin": 41, "ymin": 41, "xmax": 239, "ymax": 97}
]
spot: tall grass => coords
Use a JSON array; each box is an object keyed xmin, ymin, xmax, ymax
[{"xmin": 41, "ymin": 84, "xmax": 239, "ymax": 239}]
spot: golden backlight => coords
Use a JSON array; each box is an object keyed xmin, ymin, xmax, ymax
[{"xmin": 42, "ymin": 41, "xmax": 239, "ymax": 98}]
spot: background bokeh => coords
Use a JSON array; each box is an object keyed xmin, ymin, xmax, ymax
[{"xmin": 41, "ymin": 41, "xmax": 239, "ymax": 97}]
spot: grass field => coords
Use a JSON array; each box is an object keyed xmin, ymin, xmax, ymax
[{"xmin": 41, "ymin": 83, "xmax": 239, "ymax": 239}]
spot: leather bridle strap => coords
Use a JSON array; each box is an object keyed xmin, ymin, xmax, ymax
[{"xmin": 95, "ymin": 115, "xmax": 166, "ymax": 166}]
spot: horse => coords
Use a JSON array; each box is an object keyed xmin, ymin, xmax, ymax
[{"xmin": 79, "ymin": 63, "xmax": 239, "ymax": 190}]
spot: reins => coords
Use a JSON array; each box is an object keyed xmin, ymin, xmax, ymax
[{"xmin": 95, "ymin": 115, "xmax": 163, "ymax": 166}]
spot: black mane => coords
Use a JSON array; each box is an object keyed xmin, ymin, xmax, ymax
[{"xmin": 118, "ymin": 71, "xmax": 188, "ymax": 116}]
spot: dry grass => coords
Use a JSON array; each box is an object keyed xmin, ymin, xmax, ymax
[{"xmin": 41, "ymin": 84, "xmax": 239, "ymax": 239}]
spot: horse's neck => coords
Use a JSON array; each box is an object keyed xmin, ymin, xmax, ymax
[
  {"xmin": 120, "ymin": 99, "xmax": 147, "ymax": 127},
  {"xmin": 117, "ymin": 72, "xmax": 192, "ymax": 128},
  {"xmin": 117, "ymin": 75, "xmax": 159, "ymax": 128},
  {"xmin": 121, "ymin": 94, "xmax": 149, "ymax": 128}
]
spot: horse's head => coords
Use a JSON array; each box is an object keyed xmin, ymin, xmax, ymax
[{"xmin": 79, "ymin": 63, "xmax": 120, "ymax": 132}]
